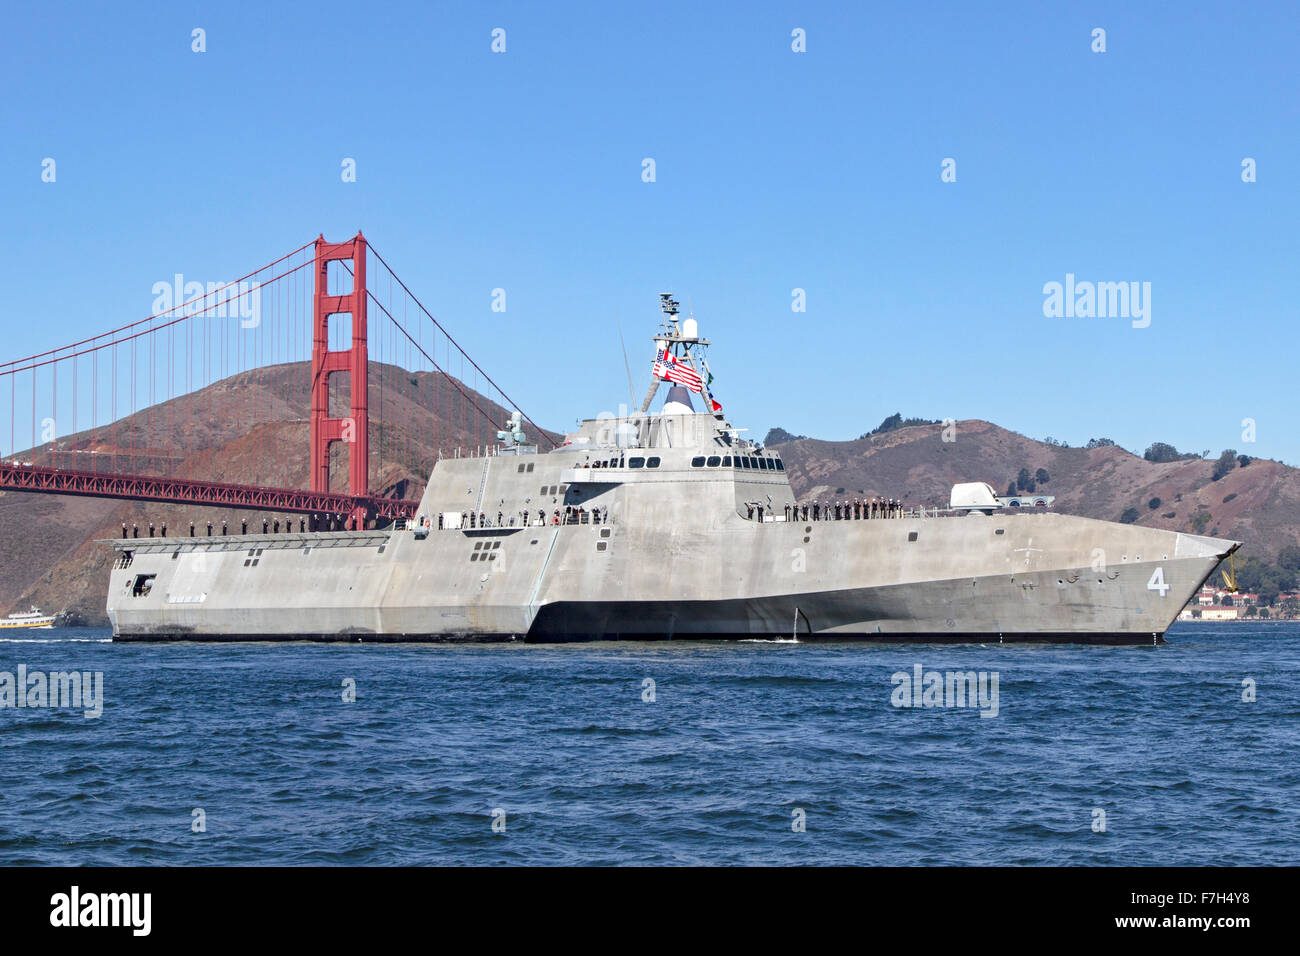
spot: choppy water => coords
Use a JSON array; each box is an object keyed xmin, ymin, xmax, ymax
[{"xmin": 1, "ymin": 623, "xmax": 1296, "ymax": 865}]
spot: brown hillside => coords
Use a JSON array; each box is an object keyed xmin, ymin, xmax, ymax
[
  {"xmin": 771, "ymin": 419, "xmax": 1300, "ymax": 561},
  {"xmin": 0, "ymin": 361, "xmax": 558, "ymax": 625}
]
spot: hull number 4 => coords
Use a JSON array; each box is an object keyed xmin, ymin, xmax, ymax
[{"xmin": 1147, "ymin": 566, "xmax": 1170, "ymax": 598}]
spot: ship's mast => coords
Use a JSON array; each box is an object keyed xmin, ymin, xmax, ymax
[{"xmin": 638, "ymin": 293, "xmax": 711, "ymax": 413}]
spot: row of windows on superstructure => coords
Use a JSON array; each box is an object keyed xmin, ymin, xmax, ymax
[
  {"xmin": 690, "ymin": 454, "xmax": 784, "ymax": 471},
  {"xmin": 587, "ymin": 456, "xmax": 662, "ymax": 470},
  {"xmin": 581, "ymin": 454, "xmax": 782, "ymax": 472}
]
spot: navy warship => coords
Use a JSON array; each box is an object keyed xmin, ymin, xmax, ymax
[{"xmin": 106, "ymin": 296, "xmax": 1237, "ymax": 644}]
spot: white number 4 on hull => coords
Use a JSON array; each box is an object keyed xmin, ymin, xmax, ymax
[{"xmin": 1147, "ymin": 566, "xmax": 1170, "ymax": 597}]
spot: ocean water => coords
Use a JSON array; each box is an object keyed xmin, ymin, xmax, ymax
[{"xmin": 0, "ymin": 622, "xmax": 1296, "ymax": 866}]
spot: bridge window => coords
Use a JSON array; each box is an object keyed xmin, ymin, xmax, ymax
[
  {"xmin": 758, "ymin": 458, "xmax": 770, "ymax": 470},
  {"xmin": 691, "ymin": 456, "xmax": 705, "ymax": 467},
  {"xmin": 773, "ymin": 459, "xmax": 785, "ymax": 471},
  {"xmin": 722, "ymin": 456, "xmax": 731, "ymax": 466},
  {"xmin": 706, "ymin": 455, "xmax": 721, "ymax": 467},
  {"xmin": 647, "ymin": 457, "xmax": 661, "ymax": 468},
  {"xmin": 740, "ymin": 457, "xmax": 752, "ymax": 469},
  {"xmin": 629, "ymin": 457, "xmax": 645, "ymax": 468},
  {"xmin": 526, "ymin": 463, "xmax": 534, "ymax": 472}
]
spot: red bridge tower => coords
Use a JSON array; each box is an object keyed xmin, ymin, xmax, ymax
[{"xmin": 310, "ymin": 232, "xmax": 370, "ymax": 522}]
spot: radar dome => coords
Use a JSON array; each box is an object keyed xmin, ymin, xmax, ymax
[{"xmin": 663, "ymin": 385, "xmax": 697, "ymax": 415}]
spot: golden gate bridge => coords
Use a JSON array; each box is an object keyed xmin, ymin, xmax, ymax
[{"xmin": 0, "ymin": 233, "xmax": 555, "ymax": 529}]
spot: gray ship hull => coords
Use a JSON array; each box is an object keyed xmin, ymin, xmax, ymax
[
  {"xmin": 103, "ymin": 302, "xmax": 1241, "ymax": 644},
  {"xmin": 105, "ymin": 395, "xmax": 1236, "ymax": 645},
  {"xmin": 106, "ymin": 493, "xmax": 1233, "ymax": 646}
]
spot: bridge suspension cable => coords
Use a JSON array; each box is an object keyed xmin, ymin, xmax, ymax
[{"xmin": 0, "ymin": 233, "xmax": 551, "ymax": 526}]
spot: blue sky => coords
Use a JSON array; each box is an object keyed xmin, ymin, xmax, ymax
[{"xmin": 2, "ymin": 1, "xmax": 1297, "ymax": 462}]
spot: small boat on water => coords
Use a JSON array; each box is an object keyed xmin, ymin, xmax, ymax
[{"xmin": 1, "ymin": 606, "xmax": 55, "ymax": 629}]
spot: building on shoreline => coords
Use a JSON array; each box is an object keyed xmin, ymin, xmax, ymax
[{"xmin": 1179, "ymin": 584, "xmax": 1300, "ymax": 621}]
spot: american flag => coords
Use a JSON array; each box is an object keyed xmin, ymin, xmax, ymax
[{"xmin": 652, "ymin": 349, "xmax": 703, "ymax": 392}]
